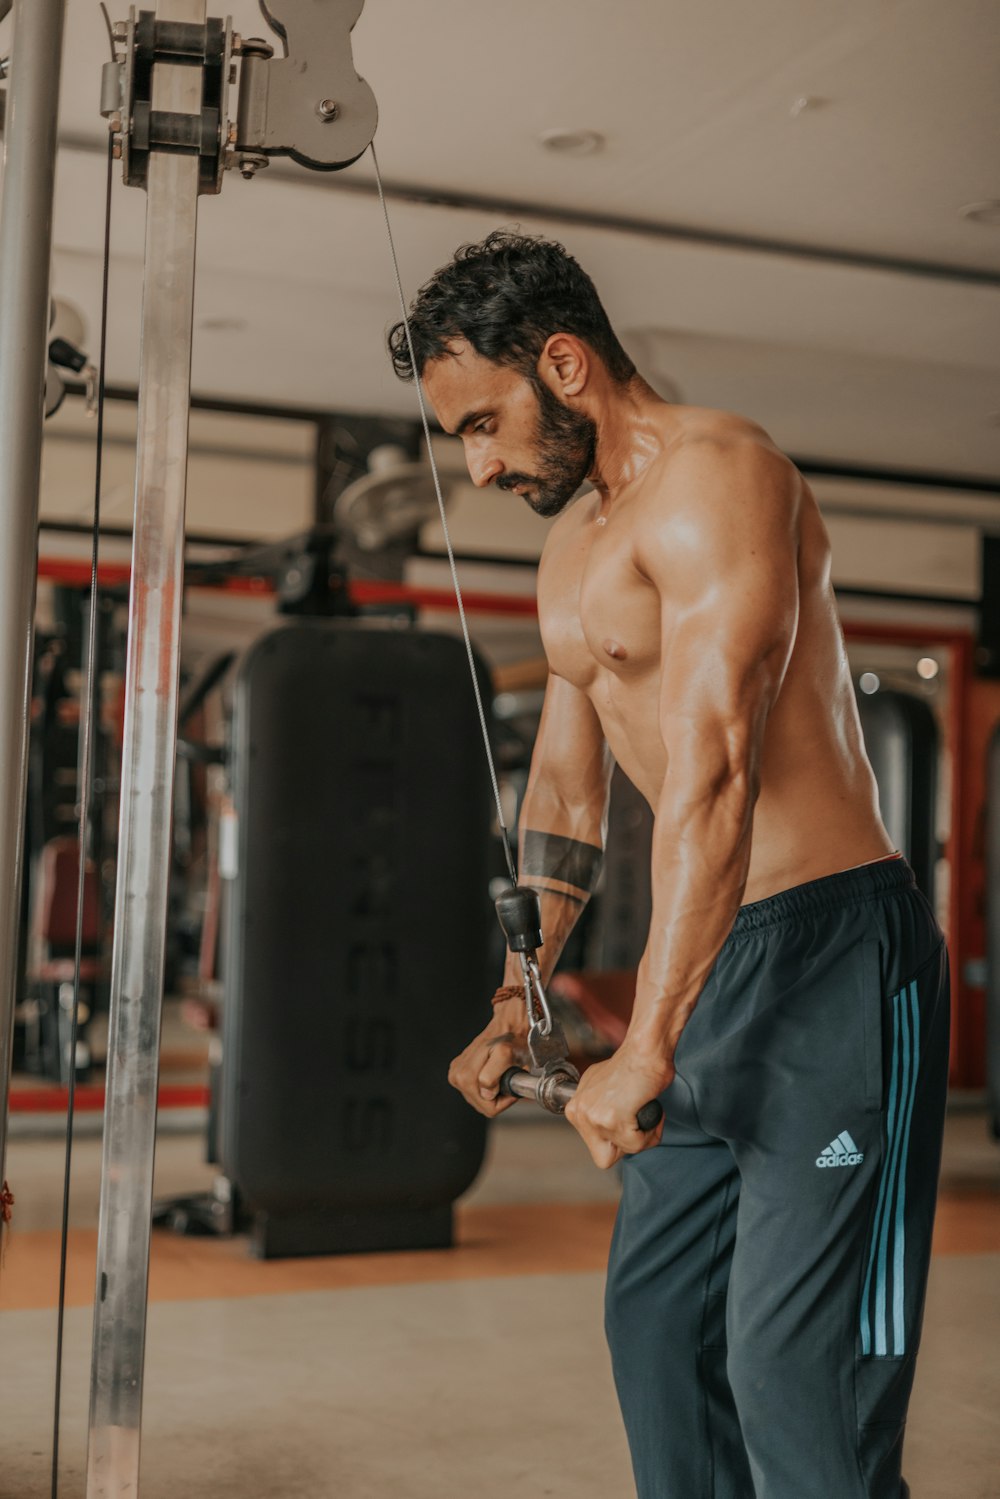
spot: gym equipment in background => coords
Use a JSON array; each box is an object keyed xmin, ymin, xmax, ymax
[
  {"xmin": 855, "ymin": 687, "xmax": 939, "ymax": 898},
  {"xmin": 985, "ymin": 727, "xmax": 1000, "ymax": 1138},
  {"xmin": 23, "ymin": 838, "xmax": 102, "ymax": 1083},
  {"xmin": 220, "ymin": 622, "xmax": 493, "ymax": 1257},
  {"xmin": 333, "ymin": 442, "xmax": 453, "ymax": 553}
]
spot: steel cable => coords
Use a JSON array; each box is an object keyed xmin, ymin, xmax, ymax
[{"xmin": 371, "ymin": 143, "xmax": 518, "ymax": 886}]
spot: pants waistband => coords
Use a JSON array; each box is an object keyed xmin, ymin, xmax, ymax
[{"xmin": 730, "ymin": 857, "xmax": 916, "ymax": 937}]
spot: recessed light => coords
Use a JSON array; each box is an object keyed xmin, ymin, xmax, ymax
[
  {"xmin": 538, "ymin": 128, "xmax": 606, "ymax": 157},
  {"xmin": 789, "ymin": 95, "xmax": 830, "ymax": 117},
  {"xmin": 859, "ymin": 672, "xmax": 880, "ymax": 695},
  {"xmin": 917, "ymin": 657, "xmax": 939, "ymax": 681},
  {"xmin": 959, "ymin": 200, "xmax": 1000, "ymax": 227}
]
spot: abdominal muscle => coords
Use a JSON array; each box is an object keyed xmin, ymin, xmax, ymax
[{"xmin": 588, "ymin": 642, "xmax": 894, "ymax": 907}]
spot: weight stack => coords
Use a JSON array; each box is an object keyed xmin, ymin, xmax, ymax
[{"xmin": 221, "ymin": 622, "xmax": 492, "ymax": 1257}]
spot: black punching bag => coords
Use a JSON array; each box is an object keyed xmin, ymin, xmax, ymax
[{"xmin": 221, "ymin": 622, "xmax": 493, "ymax": 1257}]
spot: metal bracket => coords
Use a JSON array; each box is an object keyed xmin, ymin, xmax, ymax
[
  {"xmin": 103, "ymin": 1, "xmax": 376, "ymax": 191},
  {"xmin": 236, "ymin": 0, "xmax": 377, "ymax": 170},
  {"xmin": 103, "ymin": 6, "xmax": 233, "ymax": 194}
]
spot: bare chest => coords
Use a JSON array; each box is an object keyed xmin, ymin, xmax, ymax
[{"xmin": 538, "ymin": 522, "xmax": 661, "ymax": 694}]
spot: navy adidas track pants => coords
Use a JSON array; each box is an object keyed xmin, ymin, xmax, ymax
[{"xmin": 605, "ymin": 859, "xmax": 949, "ymax": 1499}]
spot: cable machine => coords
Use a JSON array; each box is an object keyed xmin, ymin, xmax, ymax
[
  {"xmin": 0, "ymin": 4, "xmax": 656, "ymax": 1493},
  {"xmin": 89, "ymin": 10, "xmax": 378, "ymax": 1490},
  {"xmin": 0, "ymin": 2, "xmax": 378, "ymax": 1493}
]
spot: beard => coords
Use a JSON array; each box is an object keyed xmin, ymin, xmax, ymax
[{"xmin": 495, "ymin": 382, "xmax": 597, "ymax": 518}]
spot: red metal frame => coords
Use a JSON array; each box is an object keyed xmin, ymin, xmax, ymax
[
  {"xmin": 8, "ymin": 1083, "xmax": 209, "ymax": 1113},
  {"xmin": 37, "ymin": 559, "xmax": 540, "ymax": 617}
]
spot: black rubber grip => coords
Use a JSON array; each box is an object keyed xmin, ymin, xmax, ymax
[
  {"xmin": 494, "ymin": 885, "xmax": 543, "ymax": 953},
  {"xmin": 636, "ymin": 1098, "xmax": 664, "ymax": 1132}
]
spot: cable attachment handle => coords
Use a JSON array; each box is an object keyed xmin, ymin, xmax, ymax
[
  {"xmin": 494, "ymin": 884, "xmax": 542, "ymax": 953},
  {"xmin": 493, "ymin": 883, "xmax": 561, "ymax": 1055}
]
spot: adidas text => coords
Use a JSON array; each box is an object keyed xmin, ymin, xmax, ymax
[{"xmin": 816, "ymin": 1131, "xmax": 864, "ymax": 1169}]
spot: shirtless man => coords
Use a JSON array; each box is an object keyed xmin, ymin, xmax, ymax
[{"xmin": 388, "ymin": 231, "xmax": 949, "ymax": 1499}]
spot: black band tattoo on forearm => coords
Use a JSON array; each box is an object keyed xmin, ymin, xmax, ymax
[{"xmin": 521, "ymin": 830, "xmax": 603, "ymax": 898}]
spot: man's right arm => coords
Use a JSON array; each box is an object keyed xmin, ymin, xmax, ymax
[
  {"xmin": 449, "ymin": 671, "xmax": 612, "ymax": 1116},
  {"xmin": 501, "ymin": 671, "xmax": 613, "ymax": 988}
]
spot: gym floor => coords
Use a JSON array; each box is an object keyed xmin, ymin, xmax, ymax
[{"xmin": 2, "ymin": 1034, "xmax": 999, "ymax": 1498}]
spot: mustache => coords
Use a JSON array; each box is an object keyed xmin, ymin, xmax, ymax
[{"xmin": 494, "ymin": 472, "xmax": 537, "ymax": 493}]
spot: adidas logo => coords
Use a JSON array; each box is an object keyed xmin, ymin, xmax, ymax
[{"xmin": 816, "ymin": 1131, "xmax": 864, "ymax": 1169}]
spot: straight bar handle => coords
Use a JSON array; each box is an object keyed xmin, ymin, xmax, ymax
[{"xmin": 499, "ymin": 1066, "xmax": 663, "ymax": 1134}]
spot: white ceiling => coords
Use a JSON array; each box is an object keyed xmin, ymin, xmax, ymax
[{"xmin": 3, "ymin": 0, "xmax": 1000, "ymax": 478}]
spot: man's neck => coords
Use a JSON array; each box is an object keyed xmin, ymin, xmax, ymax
[{"xmin": 588, "ymin": 377, "xmax": 673, "ymax": 501}]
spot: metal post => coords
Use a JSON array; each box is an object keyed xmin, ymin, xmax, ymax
[
  {"xmin": 86, "ymin": 3, "xmax": 203, "ymax": 1491},
  {"xmin": 0, "ymin": 0, "xmax": 66, "ymax": 1239}
]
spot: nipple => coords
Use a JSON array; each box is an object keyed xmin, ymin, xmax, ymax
[{"xmin": 603, "ymin": 639, "xmax": 628, "ymax": 662}]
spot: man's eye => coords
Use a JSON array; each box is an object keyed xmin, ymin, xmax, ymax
[{"xmin": 473, "ymin": 421, "xmax": 493, "ymax": 435}]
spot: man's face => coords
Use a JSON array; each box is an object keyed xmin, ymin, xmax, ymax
[{"xmin": 423, "ymin": 341, "xmax": 596, "ymax": 518}]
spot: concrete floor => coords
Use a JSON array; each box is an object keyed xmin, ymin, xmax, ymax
[{"xmin": 2, "ymin": 1107, "xmax": 998, "ymax": 1498}]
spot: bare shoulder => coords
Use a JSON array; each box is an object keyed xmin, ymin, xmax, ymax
[
  {"xmin": 638, "ymin": 409, "xmax": 801, "ymax": 535},
  {"xmin": 633, "ymin": 408, "xmax": 803, "ymax": 587},
  {"xmin": 665, "ymin": 407, "xmax": 797, "ymax": 491}
]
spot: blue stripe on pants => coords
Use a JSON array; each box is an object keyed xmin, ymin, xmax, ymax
[
  {"xmin": 860, "ymin": 992, "xmax": 901, "ymax": 1357},
  {"xmin": 875, "ymin": 992, "xmax": 911, "ymax": 1355},
  {"xmin": 892, "ymin": 980, "xmax": 921, "ymax": 1355}
]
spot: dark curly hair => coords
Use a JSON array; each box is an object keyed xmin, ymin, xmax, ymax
[{"xmin": 388, "ymin": 230, "xmax": 636, "ymax": 387}]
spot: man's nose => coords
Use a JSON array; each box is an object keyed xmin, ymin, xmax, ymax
[{"xmin": 468, "ymin": 452, "xmax": 503, "ymax": 489}]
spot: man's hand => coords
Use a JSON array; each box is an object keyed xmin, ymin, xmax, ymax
[
  {"xmin": 565, "ymin": 1042, "xmax": 670, "ymax": 1168},
  {"xmin": 448, "ymin": 998, "xmax": 530, "ymax": 1118}
]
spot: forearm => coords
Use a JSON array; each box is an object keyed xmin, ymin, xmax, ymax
[
  {"xmin": 502, "ymin": 783, "xmax": 608, "ymax": 988},
  {"xmin": 628, "ymin": 765, "xmax": 756, "ymax": 1068}
]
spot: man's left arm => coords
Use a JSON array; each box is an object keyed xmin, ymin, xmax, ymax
[{"xmin": 566, "ymin": 439, "xmax": 801, "ymax": 1166}]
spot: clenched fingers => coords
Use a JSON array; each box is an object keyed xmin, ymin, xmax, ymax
[
  {"xmin": 448, "ymin": 1032, "xmax": 523, "ymax": 1118},
  {"xmin": 565, "ymin": 1097, "xmax": 662, "ymax": 1169}
]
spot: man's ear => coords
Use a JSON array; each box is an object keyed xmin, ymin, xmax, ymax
[{"xmin": 537, "ymin": 334, "xmax": 589, "ymax": 400}]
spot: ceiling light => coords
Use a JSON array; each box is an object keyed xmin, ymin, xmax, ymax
[
  {"xmin": 959, "ymin": 200, "xmax": 1000, "ymax": 228},
  {"xmin": 917, "ymin": 657, "xmax": 939, "ymax": 680},
  {"xmin": 789, "ymin": 95, "xmax": 830, "ymax": 117},
  {"xmin": 538, "ymin": 128, "xmax": 606, "ymax": 157},
  {"xmin": 859, "ymin": 672, "xmax": 880, "ymax": 695}
]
